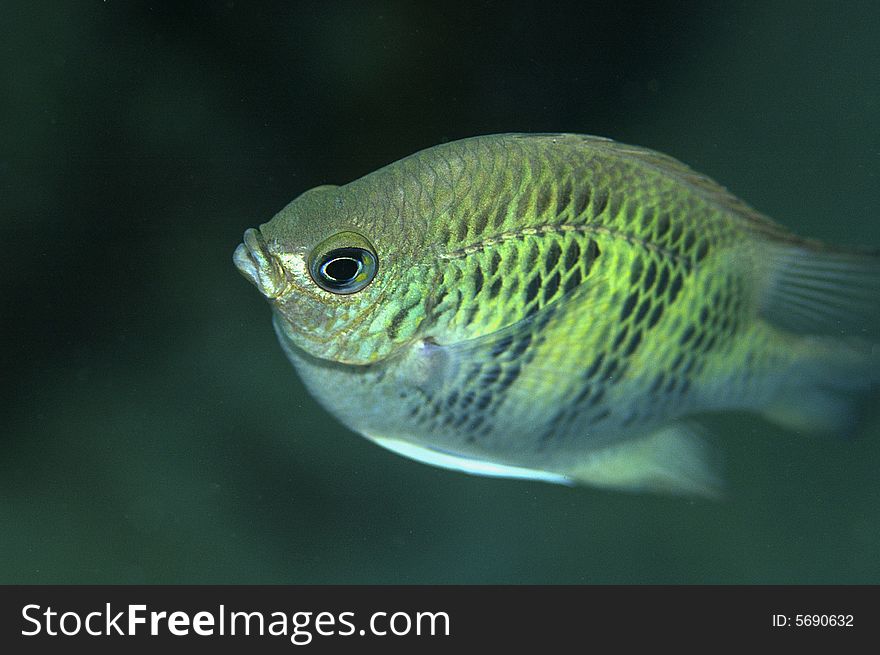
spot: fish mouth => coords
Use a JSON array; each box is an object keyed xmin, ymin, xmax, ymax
[{"xmin": 233, "ymin": 228, "xmax": 287, "ymax": 298}]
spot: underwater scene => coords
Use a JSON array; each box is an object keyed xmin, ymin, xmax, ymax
[{"xmin": 3, "ymin": 1, "xmax": 879, "ymax": 584}]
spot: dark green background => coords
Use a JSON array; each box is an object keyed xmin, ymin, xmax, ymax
[{"xmin": 2, "ymin": 1, "xmax": 878, "ymax": 583}]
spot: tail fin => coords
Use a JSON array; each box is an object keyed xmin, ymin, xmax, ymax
[
  {"xmin": 758, "ymin": 242, "xmax": 879, "ymax": 435},
  {"xmin": 762, "ymin": 337, "xmax": 878, "ymax": 436}
]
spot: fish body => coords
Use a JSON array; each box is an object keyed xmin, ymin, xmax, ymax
[{"xmin": 235, "ymin": 134, "xmax": 879, "ymax": 496}]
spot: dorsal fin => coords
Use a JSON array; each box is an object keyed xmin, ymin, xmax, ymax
[
  {"xmin": 758, "ymin": 242, "xmax": 880, "ymax": 338},
  {"xmin": 513, "ymin": 133, "xmax": 798, "ymax": 240}
]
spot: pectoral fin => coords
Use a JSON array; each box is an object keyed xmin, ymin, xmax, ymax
[{"xmin": 566, "ymin": 424, "xmax": 724, "ymax": 499}]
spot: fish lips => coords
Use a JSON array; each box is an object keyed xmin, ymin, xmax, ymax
[{"xmin": 233, "ymin": 228, "xmax": 287, "ymax": 299}]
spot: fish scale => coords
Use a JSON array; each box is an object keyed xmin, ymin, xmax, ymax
[{"xmin": 235, "ymin": 133, "xmax": 879, "ymax": 496}]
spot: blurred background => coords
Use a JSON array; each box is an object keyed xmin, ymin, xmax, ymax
[{"xmin": 2, "ymin": 1, "xmax": 878, "ymax": 583}]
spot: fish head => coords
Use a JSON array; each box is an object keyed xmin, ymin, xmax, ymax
[{"xmin": 234, "ymin": 182, "xmax": 437, "ymax": 365}]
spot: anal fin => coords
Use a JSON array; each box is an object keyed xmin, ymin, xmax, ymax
[{"xmin": 567, "ymin": 424, "xmax": 724, "ymax": 499}]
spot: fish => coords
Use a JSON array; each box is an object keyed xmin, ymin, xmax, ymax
[{"xmin": 234, "ymin": 133, "xmax": 879, "ymax": 498}]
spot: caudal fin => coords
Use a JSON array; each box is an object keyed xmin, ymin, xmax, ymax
[
  {"xmin": 762, "ymin": 338, "xmax": 878, "ymax": 436},
  {"xmin": 757, "ymin": 241, "xmax": 878, "ymax": 435}
]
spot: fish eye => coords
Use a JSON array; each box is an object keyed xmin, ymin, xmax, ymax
[{"xmin": 308, "ymin": 232, "xmax": 378, "ymax": 294}]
